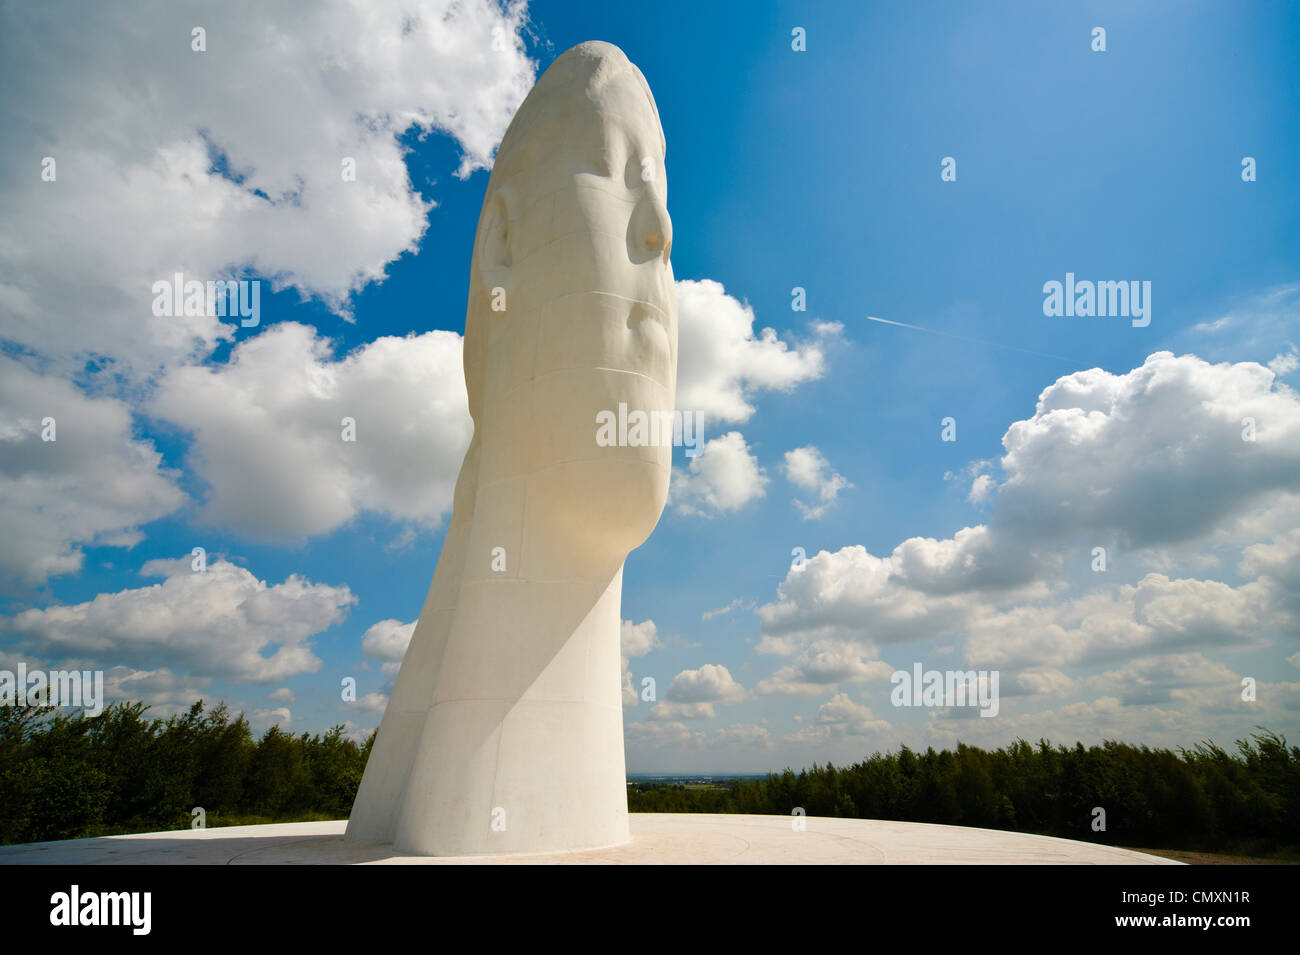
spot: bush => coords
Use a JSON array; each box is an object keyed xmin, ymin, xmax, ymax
[{"xmin": 0, "ymin": 700, "xmax": 372, "ymax": 845}]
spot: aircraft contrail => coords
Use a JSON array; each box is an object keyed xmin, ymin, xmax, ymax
[{"xmin": 863, "ymin": 315, "xmax": 1075, "ymax": 363}]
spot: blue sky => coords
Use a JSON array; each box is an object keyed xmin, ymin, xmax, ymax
[{"xmin": 1, "ymin": 0, "xmax": 1297, "ymax": 772}]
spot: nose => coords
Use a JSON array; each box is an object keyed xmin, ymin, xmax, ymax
[{"xmin": 630, "ymin": 196, "xmax": 673, "ymax": 264}]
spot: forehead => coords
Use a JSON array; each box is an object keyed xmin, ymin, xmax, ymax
[
  {"xmin": 552, "ymin": 94, "xmax": 662, "ymax": 189},
  {"xmin": 488, "ymin": 70, "xmax": 664, "ymax": 199},
  {"xmin": 590, "ymin": 78, "xmax": 664, "ymax": 155},
  {"xmin": 548, "ymin": 75, "xmax": 663, "ymax": 169}
]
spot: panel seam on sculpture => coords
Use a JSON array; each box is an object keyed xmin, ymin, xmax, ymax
[
  {"xmin": 493, "ymin": 364, "xmax": 671, "ymax": 403},
  {"xmin": 494, "ymin": 174, "xmax": 644, "ymax": 217},
  {"xmin": 513, "ymin": 225, "xmax": 666, "ymax": 265},
  {"xmin": 506, "ymin": 188, "xmax": 558, "ymax": 234},
  {"xmin": 548, "ymin": 365, "xmax": 668, "ymax": 385},
  {"xmin": 428, "ymin": 697, "xmax": 622, "ymax": 712},
  {"xmin": 458, "ymin": 576, "xmax": 608, "ymax": 586},
  {"xmin": 581, "ymin": 568, "xmax": 598, "ymax": 705},
  {"xmin": 473, "ymin": 450, "xmax": 670, "ymax": 493},
  {"xmin": 543, "ymin": 287, "xmax": 672, "ymax": 319},
  {"xmin": 487, "ymin": 363, "xmax": 672, "ymax": 408},
  {"xmin": 566, "ymin": 178, "xmax": 663, "ymax": 208}
]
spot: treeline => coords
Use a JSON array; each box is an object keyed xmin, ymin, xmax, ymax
[
  {"xmin": 3, "ymin": 701, "xmax": 1296, "ymax": 857},
  {"xmin": 627, "ymin": 730, "xmax": 1300, "ymax": 856},
  {"xmin": 0, "ymin": 701, "xmax": 371, "ymax": 845}
]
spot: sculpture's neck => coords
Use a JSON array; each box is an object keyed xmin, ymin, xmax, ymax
[{"xmin": 429, "ymin": 473, "xmax": 628, "ymax": 709}]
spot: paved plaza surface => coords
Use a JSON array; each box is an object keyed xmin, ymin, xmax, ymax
[{"xmin": 0, "ymin": 814, "xmax": 1182, "ymax": 865}]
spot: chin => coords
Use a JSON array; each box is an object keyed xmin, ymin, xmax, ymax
[{"xmin": 533, "ymin": 452, "xmax": 670, "ymax": 560}]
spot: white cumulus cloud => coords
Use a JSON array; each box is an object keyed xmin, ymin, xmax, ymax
[
  {"xmin": 362, "ymin": 618, "xmax": 418, "ymax": 662},
  {"xmin": 0, "ymin": 0, "xmax": 536, "ymax": 377},
  {"xmin": 755, "ymin": 641, "xmax": 893, "ymax": 696},
  {"xmin": 0, "ymin": 356, "xmax": 186, "ymax": 586},
  {"xmin": 670, "ymin": 431, "xmax": 768, "ymax": 517},
  {"xmin": 782, "ymin": 445, "xmax": 851, "ymax": 519},
  {"xmin": 3, "ymin": 557, "xmax": 355, "ymax": 682},
  {"xmin": 664, "ymin": 663, "xmax": 746, "ymax": 704},
  {"xmin": 753, "ymin": 351, "xmax": 1300, "ymax": 712},
  {"xmin": 150, "ymin": 322, "xmax": 471, "ymax": 541},
  {"xmin": 621, "ymin": 618, "xmax": 661, "ymax": 708},
  {"xmin": 675, "ymin": 278, "xmax": 837, "ymax": 424}
]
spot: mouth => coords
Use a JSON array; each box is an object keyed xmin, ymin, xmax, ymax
[{"xmin": 625, "ymin": 298, "xmax": 671, "ymax": 334}]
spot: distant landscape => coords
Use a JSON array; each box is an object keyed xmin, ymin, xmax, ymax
[{"xmin": 2, "ymin": 700, "xmax": 1296, "ymax": 860}]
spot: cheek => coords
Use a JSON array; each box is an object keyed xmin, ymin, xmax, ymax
[
  {"xmin": 533, "ymin": 368, "xmax": 674, "ymax": 468},
  {"xmin": 511, "ymin": 232, "xmax": 628, "ymax": 304}
]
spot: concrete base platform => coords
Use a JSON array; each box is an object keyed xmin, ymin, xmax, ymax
[{"xmin": 0, "ymin": 814, "xmax": 1180, "ymax": 864}]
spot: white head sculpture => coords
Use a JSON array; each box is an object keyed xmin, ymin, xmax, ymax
[{"xmin": 346, "ymin": 41, "xmax": 676, "ymax": 856}]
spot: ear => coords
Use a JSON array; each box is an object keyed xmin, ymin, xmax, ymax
[{"xmin": 477, "ymin": 185, "xmax": 513, "ymax": 289}]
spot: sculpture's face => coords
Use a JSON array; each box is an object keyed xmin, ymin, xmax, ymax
[{"xmin": 476, "ymin": 66, "xmax": 677, "ymax": 561}]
